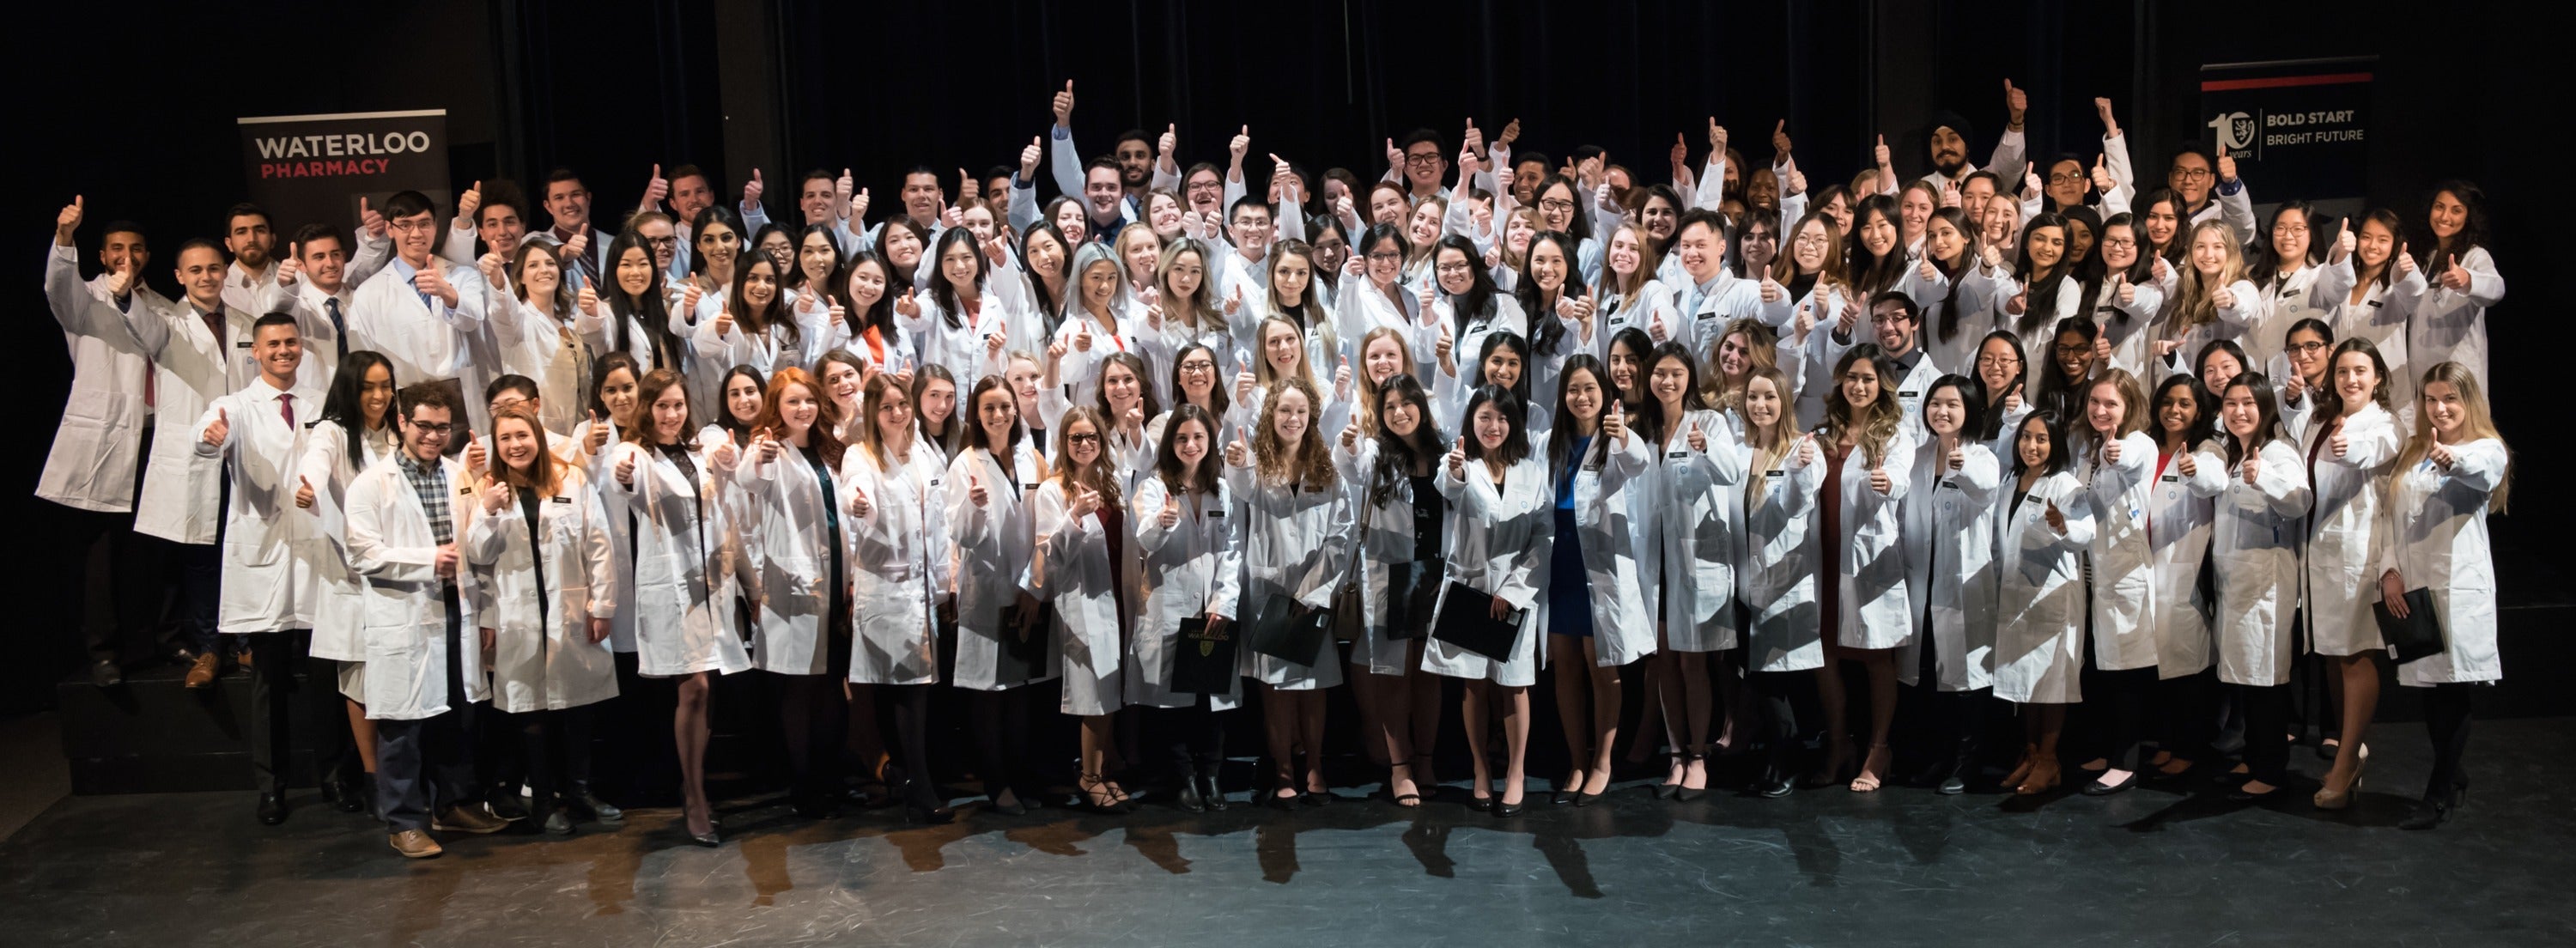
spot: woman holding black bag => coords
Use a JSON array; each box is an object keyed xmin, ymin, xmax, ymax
[
  {"xmin": 1332, "ymin": 374, "xmax": 1450, "ymax": 808},
  {"xmin": 1224, "ymin": 375, "xmax": 1354, "ymax": 807},
  {"xmin": 1131, "ymin": 404, "xmax": 1243, "ymax": 811},
  {"xmin": 1423, "ymin": 384, "xmax": 1552, "ymax": 817}
]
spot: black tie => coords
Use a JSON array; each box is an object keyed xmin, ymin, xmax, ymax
[{"xmin": 325, "ymin": 297, "xmax": 348, "ymax": 362}]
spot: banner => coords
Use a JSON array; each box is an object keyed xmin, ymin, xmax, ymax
[
  {"xmin": 237, "ymin": 109, "xmax": 451, "ymax": 239},
  {"xmin": 2197, "ymin": 58, "xmax": 2373, "ymax": 216}
]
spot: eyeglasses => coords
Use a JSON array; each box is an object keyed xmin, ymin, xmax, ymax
[
  {"xmin": 2101, "ymin": 237, "xmax": 2137, "ymax": 249},
  {"xmin": 1067, "ymin": 432, "xmax": 1102, "ymax": 445},
  {"xmin": 1976, "ymin": 355, "xmax": 2020, "ymax": 368},
  {"xmin": 2172, "ymin": 167, "xmax": 2213, "ymax": 182},
  {"xmin": 1404, "ymin": 153, "xmax": 1444, "ymax": 167},
  {"xmin": 1436, "ymin": 262, "xmax": 1472, "ymax": 275},
  {"xmin": 2048, "ymin": 173, "xmax": 2087, "ymax": 185},
  {"xmin": 2054, "ymin": 343, "xmax": 2093, "ymax": 356},
  {"xmin": 1187, "ymin": 181, "xmax": 1223, "ymax": 193},
  {"xmin": 645, "ymin": 236, "xmax": 678, "ymax": 248},
  {"xmin": 388, "ymin": 219, "xmax": 439, "ymax": 234},
  {"xmin": 1367, "ymin": 250, "xmax": 1403, "ymax": 263},
  {"xmin": 1868, "ymin": 313, "xmax": 1908, "ymax": 325},
  {"xmin": 410, "ymin": 422, "xmax": 454, "ymax": 434},
  {"xmin": 1537, "ymin": 198, "xmax": 1577, "ymax": 214},
  {"xmin": 1793, "ymin": 234, "xmax": 1830, "ymax": 247},
  {"xmin": 2273, "ymin": 224, "xmax": 2308, "ymax": 234},
  {"xmin": 2287, "ymin": 340, "xmax": 2330, "ymax": 355},
  {"xmin": 1179, "ymin": 360, "xmax": 1216, "ymax": 373}
]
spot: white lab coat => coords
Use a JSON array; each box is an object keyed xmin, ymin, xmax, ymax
[
  {"xmin": 1552, "ymin": 427, "xmax": 1657, "ymax": 666},
  {"xmin": 1651, "ymin": 409, "xmax": 1749, "ymax": 651},
  {"xmin": 736, "ymin": 440, "xmax": 851, "ymax": 675},
  {"xmin": 844, "ymin": 446, "xmax": 953, "ymax": 685},
  {"xmin": 121, "ymin": 296, "xmax": 258, "ymax": 544},
  {"xmin": 1900, "ymin": 439, "xmax": 2002, "ymax": 691},
  {"xmin": 39, "ymin": 246, "xmax": 155, "ymax": 513},
  {"xmin": 2312, "ymin": 259, "xmax": 2426, "ymax": 426},
  {"xmin": 464, "ymin": 468, "xmax": 620, "ymax": 713},
  {"xmin": 254, "ymin": 277, "xmax": 355, "ymax": 387},
  {"xmin": 194, "ymin": 380, "xmax": 331, "ymax": 634},
  {"xmin": 486, "ymin": 293, "xmax": 602, "ymax": 439},
  {"xmin": 2082, "ymin": 431, "xmax": 2163, "ymax": 672},
  {"xmin": 2151, "ymin": 279, "xmax": 2264, "ymax": 381},
  {"xmin": 347, "ymin": 258, "xmax": 489, "ymax": 426},
  {"xmin": 1422, "ymin": 454, "xmax": 1550, "ymax": 685},
  {"xmin": 1737, "ymin": 437, "xmax": 1826, "ymax": 673},
  {"xmin": 1820, "ymin": 335, "xmax": 1945, "ymax": 447},
  {"xmin": 344, "ymin": 453, "xmax": 488, "ymax": 720},
  {"xmin": 601, "ymin": 441, "xmax": 750, "ymax": 678},
  {"xmin": 2144, "ymin": 446, "xmax": 2217, "ymax": 678},
  {"xmin": 1992, "ymin": 471, "xmax": 2096, "ymax": 703},
  {"xmin": 2196, "ymin": 441, "xmax": 2309, "ymax": 686},
  {"xmin": 1050, "ymin": 304, "xmax": 1149, "ymax": 410},
  {"xmin": 1826, "ymin": 428, "xmax": 1917, "ymax": 650},
  {"xmin": 2407, "ymin": 246, "xmax": 2504, "ymax": 387},
  {"xmin": 299, "ymin": 420, "xmax": 399, "ymax": 662},
  {"xmin": 2385, "ymin": 439, "xmax": 2507, "ymax": 686},
  {"xmin": 1035, "ymin": 479, "xmax": 1139, "ymax": 714},
  {"xmin": 2241, "ymin": 264, "xmax": 2325, "ymax": 371},
  {"xmin": 564, "ymin": 417, "xmax": 639, "ymax": 653},
  {"xmin": 2300, "ymin": 402, "xmax": 2401, "ymax": 656},
  {"xmin": 945, "ymin": 442, "xmax": 1050, "ymax": 690},
  {"xmin": 1130, "ymin": 475, "xmax": 1243, "ymax": 708},
  {"xmin": 1332, "ymin": 438, "xmax": 1435, "ymax": 676},
  {"xmin": 1224, "ymin": 459, "xmax": 1353, "ymax": 690},
  {"xmin": 1899, "ymin": 261, "xmax": 2007, "ymax": 375}
]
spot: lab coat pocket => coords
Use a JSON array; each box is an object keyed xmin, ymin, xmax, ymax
[{"xmin": 364, "ymin": 629, "xmax": 434, "ymax": 720}]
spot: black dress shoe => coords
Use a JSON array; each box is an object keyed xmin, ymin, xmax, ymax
[
  {"xmin": 902, "ymin": 780, "xmax": 955, "ymax": 824},
  {"xmin": 89, "ymin": 659, "xmax": 122, "ymax": 688},
  {"xmin": 543, "ymin": 809, "xmax": 575, "ymax": 836},
  {"xmin": 1174, "ymin": 778, "xmax": 1206, "ymax": 812},
  {"xmin": 1194, "ymin": 774, "xmax": 1228, "ymax": 811},
  {"xmin": 2227, "ymin": 783, "xmax": 2283, "ymax": 802},
  {"xmin": 568, "ymin": 783, "xmax": 623, "ymax": 824},
  {"xmin": 257, "ymin": 792, "xmax": 288, "ymax": 825},
  {"xmin": 1937, "ymin": 775, "xmax": 1969, "ymax": 795},
  {"xmin": 1301, "ymin": 789, "xmax": 1333, "ymax": 807},
  {"xmin": 2081, "ymin": 770, "xmax": 2140, "ymax": 796},
  {"xmin": 331, "ymin": 780, "xmax": 366, "ymax": 813},
  {"xmin": 1493, "ymin": 798, "xmax": 1524, "ymax": 817},
  {"xmin": 1755, "ymin": 774, "xmax": 1795, "ymax": 799},
  {"xmin": 487, "ymin": 788, "xmax": 531, "ymax": 823},
  {"xmin": 2399, "ymin": 798, "xmax": 2451, "ymax": 830}
]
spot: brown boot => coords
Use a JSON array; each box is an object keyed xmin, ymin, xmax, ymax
[
  {"xmin": 388, "ymin": 830, "xmax": 443, "ymax": 859},
  {"xmin": 183, "ymin": 653, "xmax": 221, "ymax": 689}
]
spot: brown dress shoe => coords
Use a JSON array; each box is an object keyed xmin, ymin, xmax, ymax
[
  {"xmin": 433, "ymin": 804, "xmax": 508, "ymax": 835},
  {"xmin": 234, "ymin": 648, "xmax": 252, "ymax": 671},
  {"xmin": 389, "ymin": 830, "xmax": 443, "ymax": 859},
  {"xmin": 183, "ymin": 653, "xmax": 221, "ymax": 689}
]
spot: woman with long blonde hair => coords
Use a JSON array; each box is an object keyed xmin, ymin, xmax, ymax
[{"xmin": 2382, "ymin": 362, "xmax": 2511, "ymax": 829}]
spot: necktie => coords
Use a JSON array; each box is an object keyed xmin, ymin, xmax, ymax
[
  {"xmin": 279, "ymin": 392, "xmax": 295, "ymax": 428},
  {"xmin": 325, "ymin": 298, "xmax": 348, "ymax": 362}
]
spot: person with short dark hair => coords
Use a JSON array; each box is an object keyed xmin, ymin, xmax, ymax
[
  {"xmin": 42, "ymin": 198, "xmax": 167, "ymax": 686},
  {"xmin": 345, "ymin": 383, "xmax": 511, "ymax": 857},
  {"xmin": 1043, "ymin": 80, "xmax": 1176, "ymax": 226},
  {"xmin": 192, "ymin": 312, "xmax": 333, "ymax": 824},
  {"xmin": 220, "ymin": 202, "xmax": 279, "ymax": 315},
  {"xmin": 349, "ymin": 189, "xmax": 490, "ymax": 437},
  {"xmin": 532, "ymin": 168, "xmax": 611, "ymax": 284}
]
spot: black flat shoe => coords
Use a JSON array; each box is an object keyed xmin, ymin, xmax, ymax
[
  {"xmin": 1755, "ymin": 774, "xmax": 1795, "ymax": 799},
  {"xmin": 1301, "ymin": 789, "xmax": 1333, "ymax": 807},
  {"xmin": 1574, "ymin": 789, "xmax": 1603, "ymax": 807},
  {"xmin": 328, "ymin": 779, "xmax": 365, "ymax": 813},
  {"xmin": 1194, "ymin": 774, "xmax": 1229, "ymax": 811},
  {"xmin": 2081, "ymin": 771, "xmax": 2140, "ymax": 796},
  {"xmin": 2399, "ymin": 799, "xmax": 2451, "ymax": 830},
  {"xmin": 542, "ymin": 810, "xmax": 574, "ymax": 836},
  {"xmin": 1937, "ymin": 775, "xmax": 1968, "ymax": 795},
  {"xmin": 902, "ymin": 780, "xmax": 956, "ymax": 824},
  {"xmin": 2227, "ymin": 783, "xmax": 2283, "ymax": 802},
  {"xmin": 1174, "ymin": 778, "xmax": 1206, "ymax": 812},
  {"xmin": 89, "ymin": 659, "xmax": 122, "ymax": 689},
  {"xmin": 1493, "ymin": 797, "xmax": 1525, "ymax": 818},
  {"xmin": 1267, "ymin": 790, "xmax": 1301, "ymax": 811},
  {"xmin": 256, "ymin": 792, "xmax": 288, "ymax": 825}
]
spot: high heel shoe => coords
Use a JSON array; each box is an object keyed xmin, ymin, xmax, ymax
[
  {"xmin": 2312, "ymin": 756, "xmax": 2367, "ymax": 811},
  {"xmin": 1653, "ymin": 753, "xmax": 1683, "ymax": 799},
  {"xmin": 1675, "ymin": 750, "xmax": 1710, "ymax": 802},
  {"xmin": 1196, "ymin": 772, "xmax": 1230, "ymax": 811},
  {"xmin": 2002, "ymin": 743, "xmax": 2039, "ymax": 789},
  {"xmin": 1078, "ymin": 773, "xmax": 1133, "ymax": 814},
  {"xmin": 1804, "ymin": 742, "xmax": 1856, "ymax": 789},
  {"xmin": 2014, "ymin": 754, "xmax": 2062, "ymax": 796},
  {"xmin": 1850, "ymin": 743, "xmax": 1892, "ymax": 793},
  {"xmin": 902, "ymin": 779, "xmax": 955, "ymax": 825},
  {"xmin": 684, "ymin": 805, "xmax": 721, "ymax": 847}
]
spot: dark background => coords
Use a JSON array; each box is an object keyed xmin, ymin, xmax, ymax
[{"xmin": 6, "ymin": 0, "xmax": 2561, "ymax": 712}]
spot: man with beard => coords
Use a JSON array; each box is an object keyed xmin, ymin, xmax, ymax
[
  {"xmin": 1044, "ymin": 80, "xmax": 1175, "ymax": 224},
  {"xmin": 738, "ymin": 168, "xmax": 865, "ymax": 255},
  {"xmin": 258, "ymin": 222, "xmax": 366, "ymax": 380},
  {"xmin": 220, "ymin": 204, "xmax": 279, "ymax": 316},
  {"xmin": 635, "ymin": 163, "xmax": 716, "ymax": 279},
  {"xmin": 1912, "ymin": 80, "xmax": 2031, "ymax": 196}
]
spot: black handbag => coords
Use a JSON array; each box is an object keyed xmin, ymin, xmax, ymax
[
  {"xmin": 1169, "ymin": 617, "xmax": 1237, "ymax": 695},
  {"xmin": 2373, "ymin": 587, "xmax": 2445, "ymax": 663},
  {"xmin": 1246, "ymin": 592, "xmax": 1334, "ymax": 662},
  {"xmin": 1383, "ymin": 560, "xmax": 1442, "ymax": 640},
  {"xmin": 991, "ymin": 604, "xmax": 1050, "ymax": 685}
]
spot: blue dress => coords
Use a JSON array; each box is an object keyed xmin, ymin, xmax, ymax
[{"xmin": 1548, "ymin": 435, "xmax": 1595, "ymax": 637}]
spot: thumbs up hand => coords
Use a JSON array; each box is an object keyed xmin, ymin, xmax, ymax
[
  {"xmin": 1159, "ymin": 495, "xmax": 1182, "ymax": 528},
  {"xmin": 104, "ymin": 260, "xmax": 134, "ymax": 299},
  {"xmin": 2089, "ymin": 155, "xmax": 2114, "ymax": 194},
  {"xmin": 465, "ymin": 436, "xmax": 489, "ymax": 477},
  {"xmin": 640, "ymin": 166, "xmax": 667, "ymax": 210},
  {"xmin": 2103, "ymin": 437, "xmax": 2123, "ymax": 465},
  {"xmin": 969, "ymin": 469, "xmax": 989, "ymax": 507},
  {"xmin": 481, "ymin": 472, "xmax": 507, "ymax": 514},
  {"xmin": 680, "ymin": 280, "xmax": 703, "ymax": 317},
  {"xmin": 295, "ymin": 475, "xmax": 316, "ymax": 510},
  {"xmin": 1073, "ymin": 319, "xmax": 1095, "ymax": 351},
  {"xmin": 614, "ymin": 444, "xmax": 637, "ymax": 487},
  {"xmin": 849, "ymin": 482, "xmax": 872, "ymax": 518},
  {"xmin": 1071, "ymin": 483, "xmax": 1101, "ymax": 520},
  {"xmin": 2212, "ymin": 284, "xmax": 2237, "ymax": 311},
  {"xmin": 585, "ymin": 411, "xmax": 610, "ymax": 455},
  {"xmin": 1604, "ymin": 399, "xmax": 1628, "ymax": 446},
  {"xmin": 710, "ymin": 436, "xmax": 739, "ymax": 472},
  {"xmin": 2330, "ymin": 218, "xmax": 2354, "ymax": 264},
  {"xmin": 2216, "ymin": 151, "xmax": 2239, "ymax": 183},
  {"xmin": 2394, "ymin": 243, "xmax": 2417, "ymax": 278},
  {"xmin": 1230, "ymin": 125, "xmax": 1251, "ymax": 163},
  {"xmin": 1226, "ymin": 425, "xmax": 1251, "ymax": 468},
  {"xmin": 1051, "ymin": 80, "xmax": 1076, "ymax": 128},
  {"xmin": 1649, "ymin": 304, "xmax": 1668, "ymax": 343},
  {"xmin": 1797, "ymin": 433, "xmax": 1818, "ymax": 466},
  {"xmin": 360, "ymin": 197, "xmax": 386, "ymax": 239},
  {"xmin": 1340, "ymin": 416, "xmax": 1360, "ymax": 451},
  {"xmin": 2439, "ymin": 254, "xmax": 2472, "ymax": 291},
  {"xmin": 742, "ymin": 168, "xmax": 764, "ymax": 210},
  {"xmin": 848, "ymin": 187, "xmax": 871, "ymax": 222},
  {"xmin": 56, "ymin": 194, "xmax": 83, "ymax": 244},
  {"xmin": 1019, "ymin": 137, "xmax": 1042, "ymax": 179},
  {"xmin": 2177, "ymin": 451, "xmax": 2197, "ymax": 478},
  {"xmin": 755, "ymin": 427, "xmax": 781, "ymax": 463},
  {"xmin": 1874, "ymin": 134, "xmax": 1892, "ymax": 170},
  {"xmin": 1686, "ymin": 419, "xmax": 1707, "ymax": 453},
  {"xmin": 577, "ymin": 283, "xmax": 601, "ymax": 318},
  {"xmin": 477, "ymin": 251, "xmax": 507, "ymax": 288},
  {"xmin": 2115, "ymin": 275, "xmax": 2136, "ymax": 307},
  {"xmin": 895, "ymin": 288, "xmax": 920, "ymax": 319},
  {"xmin": 1445, "ymin": 434, "xmax": 1467, "ymax": 479},
  {"xmin": 1869, "ymin": 462, "xmax": 1893, "ymax": 495},
  {"xmin": 203, "ymin": 407, "xmax": 229, "ymax": 447},
  {"xmin": 2044, "ymin": 498, "xmax": 2066, "ymax": 532}
]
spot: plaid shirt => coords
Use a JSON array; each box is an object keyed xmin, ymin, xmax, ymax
[{"xmin": 398, "ymin": 451, "xmax": 454, "ymax": 545}]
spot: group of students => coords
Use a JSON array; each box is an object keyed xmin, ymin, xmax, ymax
[{"xmin": 38, "ymin": 80, "xmax": 2510, "ymax": 860}]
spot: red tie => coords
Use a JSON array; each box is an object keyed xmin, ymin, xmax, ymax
[{"xmin": 279, "ymin": 392, "xmax": 294, "ymax": 428}]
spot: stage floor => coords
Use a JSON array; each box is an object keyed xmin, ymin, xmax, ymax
[{"xmin": 1, "ymin": 719, "xmax": 2567, "ymax": 947}]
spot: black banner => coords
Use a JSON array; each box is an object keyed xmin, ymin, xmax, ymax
[
  {"xmin": 236, "ymin": 109, "xmax": 451, "ymax": 237},
  {"xmin": 2198, "ymin": 58, "xmax": 2373, "ymax": 215}
]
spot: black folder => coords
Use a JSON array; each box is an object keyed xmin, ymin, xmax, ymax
[
  {"xmin": 2373, "ymin": 588, "xmax": 2445, "ymax": 663},
  {"xmin": 1431, "ymin": 580, "xmax": 1527, "ymax": 660},
  {"xmin": 1246, "ymin": 593, "xmax": 1333, "ymax": 662},
  {"xmin": 1170, "ymin": 617, "xmax": 1237, "ymax": 695}
]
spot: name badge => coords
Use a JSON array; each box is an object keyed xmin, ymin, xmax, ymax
[
  {"xmin": 1667, "ymin": 451, "xmax": 1689, "ymax": 459},
  {"xmin": 2282, "ymin": 288, "xmax": 2302, "ymax": 299},
  {"xmin": 928, "ymin": 478, "xmax": 943, "ymax": 487},
  {"xmin": 302, "ymin": 420, "xmax": 319, "ymax": 428},
  {"xmin": 1696, "ymin": 312, "xmax": 1716, "ymax": 320},
  {"xmin": 551, "ymin": 495, "xmax": 573, "ymax": 504},
  {"xmin": 458, "ymin": 484, "xmax": 473, "ymax": 495},
  {"xmin": 235, "ymin": 341, "xmax": 252, "ymax": 349},
  {"xmin": 1022, "ymin": 483, "xmax": 1040, "ymax": 491},
  {"xmin": 2160, "ymin": 474, "xmax": 2179, "ymax": 483},
  {"xmin": 1582, "ymin": 461, "xmax": 1603, "ymax": 472},
  {"xmin": 1766, "ymin": 469, "xmax": 1786, "ymax": 477},
  {"xmin": 1208, "ymin": 508, "xmax": 1225, "ymax": 518},
  {"xmin": 2368, "ymin": 300, "xmax": 2383, "ymax": 308},
  {"xmin": 1940, "ymin": 479, "xmax": 1958, "ymax": 490},
  {"xmin": 1899, "ymin": 390, "xmax": 1917, "ymax": 398}
]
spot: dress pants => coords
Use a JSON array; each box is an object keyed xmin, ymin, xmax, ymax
[
  {"xmin": 242, "ymin": 629, "xmax": 350, "ymax": 795},
  {"xmin": 374, "ymin": 586, "xmax": 479, "ymax": 833}
]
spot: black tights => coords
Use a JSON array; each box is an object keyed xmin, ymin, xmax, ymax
[
  {"xmin": 2239, "ymin": 682, "xmax": 2292, "ymax": 786},
  {"xmin": 2152, "ymin": 670, "xmax": 2219, "ymax": 763},
  {"xmin": 517, "ymin": 706, "xmax": 596, "ymax": 816},
  {"xmin": 2421, "ymin": 684, "xmax": 2476, "ymax": 805},
  {"xmin": 1151, "ymin": 696, "xmax": 1227, "ymax": 781},
  {"xmin": 878, "ymin": 684, "xmax": 934, "ymax": 792},
  {"xmin": 779, "ymin": 673, "xmax": 850, "ymax": 801},
  {"xmin": 1913, "ymin": 628, "xmax": 1989, "ymax": 778},
  {"xmin": 1752, "ymin": 669, "xmax": 1814, "ymax": 783},
  {"xmin": 2078, "ymin": 635, "xmax": 2155, "ymax": 772},
  {"xmin": 964, "ymin": 687, "xmax": 1029, "ymax": 798}
]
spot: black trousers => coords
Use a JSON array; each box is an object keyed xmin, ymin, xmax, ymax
[
  {"xmin": 1911, "ymin": 630, "xmax": 1988, "ymax": 778},
  {"xmin": 374, "ymin": 588, "xmax": 479, "ymax": 833},
  {"xmin": 2152, "ymin": 668, "xmax": 2220, "ymax": 763},
  {"xmin": 2077, "ymin": 634, "xmax": 2155, "ymax": 772},
  {"xmin": 516, "ymin": 705, "xmax": 597, "ymax": 817},
  {"xmin": 1150, "ymin": 695, "xmax": 1228, "ymax": 780},
  {"xmin": 60, "ymin": 503, "xmax": 169, "ymax": 663},
  {"xmin": 776, "ymin": 616, "xmax": 854, "ymax": 802},
  {"xmin": 963, "ymin": 686, "xmax": 1026, "ymax": 798},
  {"xmin": 1750, "ymin": 667, "xmax": 1815, "ymax": 783},
  {"xmin": 243, "ymin": 630, "xmax": 351, "ymax": 794}
]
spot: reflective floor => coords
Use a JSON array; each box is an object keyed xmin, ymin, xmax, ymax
[{"xmin": 1, "ymin": 717, "xmax": 2568, "ymax": 946}]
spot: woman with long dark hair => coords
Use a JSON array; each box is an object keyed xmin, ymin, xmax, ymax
[
  {"xmin": 1332, "ymin": 373, "xmax": 1449, "ymax": 807},
  {"xmin": 1131, "ymin": 404, "xmax": 1242, "ymax": 811},
  {"xmin": 2190, "ymin": 373, "xmax": 2309, "ymax": 801}
]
